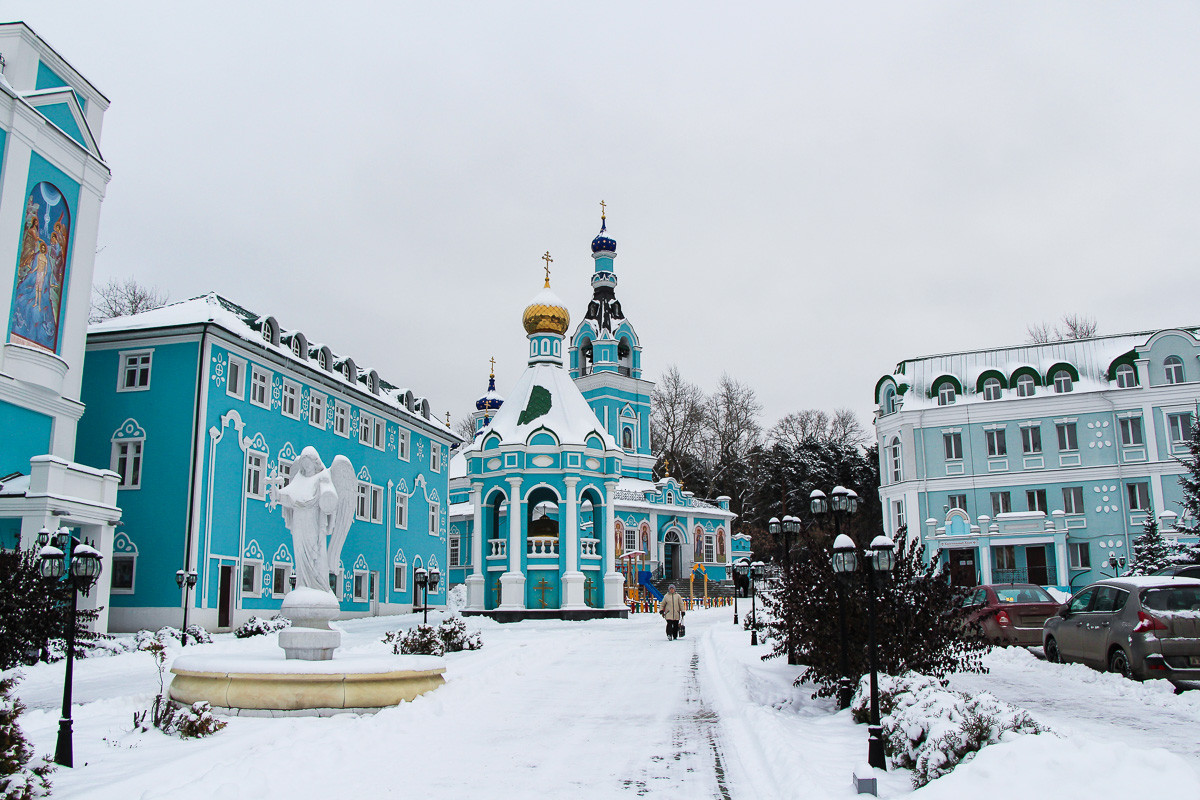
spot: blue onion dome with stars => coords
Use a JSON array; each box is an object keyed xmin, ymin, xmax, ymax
[
  {"xmin": 591, "ymin": 214, "xmax": 616, "ymax": 254},
  {"xmin": 476, "ymin": 362, "xmax": 504, "ymax": 412}
]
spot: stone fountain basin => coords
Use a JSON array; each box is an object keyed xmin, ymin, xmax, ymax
[{"xmin": 169, "ymin": 653, "xmax": 446, "ymax": 717}]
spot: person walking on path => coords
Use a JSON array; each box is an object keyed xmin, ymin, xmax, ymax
[{"xmin": 661, "ymin": 584, "xmax": 685, "ymax": 640}]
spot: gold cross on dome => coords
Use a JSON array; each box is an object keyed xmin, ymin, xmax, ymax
[
  {"xmin": 542, "ymin": 251, "xmax": 553, "ymax": 287},
  {"xmin": 489, "ymin": 356, "xmax": 496, "ymax": 377},
  {"xmin": 534, "ymin": 576, "xmax": 553, "ymax": 608},
  {"xmin": 600, "ymin": 199, "xmax": 606, "ymax": 220},
  {"xmin": 445, "ymin": 411, "xmax": 451, "ymax": 428}
]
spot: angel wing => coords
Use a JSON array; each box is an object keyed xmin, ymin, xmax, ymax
[{"xmin": 325, "ymin": 455, "xmax": 358, "ymax": 576}]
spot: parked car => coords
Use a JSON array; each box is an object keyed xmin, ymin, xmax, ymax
[
  {"xmin": 1043, "ymin": 576, "xmax": 1200, "ymax": 687},
  {"xmin": 962, "ymin": 584, "xmax": 1062, "ymax": 647},
  {"xmin": 1154, "ymin": 564, "xmax": 1200, "ymax": 580}
]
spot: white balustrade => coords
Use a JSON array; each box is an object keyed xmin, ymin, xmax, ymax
[
  {"xmin": 527, "ymin": 536, "xmax": 560, "ymax": 557},
  {"xmin": 580, "ymin": 538, "xmax": 600, "ymax": 557},
  {"xmin": 487, "ymin": 539, "xmax": 507, "ymax": 559}
]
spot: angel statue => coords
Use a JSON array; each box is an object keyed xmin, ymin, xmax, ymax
[{"xmin": 267, "ymin": 446, "xmax": 357, "ymax": 595}]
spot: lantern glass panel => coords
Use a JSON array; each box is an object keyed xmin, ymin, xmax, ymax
[
  {"xmin": 811, "ymin": 497, "xmax": 828, "ymax": 515},
  {"xmin": 39, "ymin": 555, "xmax": 64, "ymax": 579},
  {"xmin": 871, "ymin": 547, "xmax": 895, "ymax": 572}
]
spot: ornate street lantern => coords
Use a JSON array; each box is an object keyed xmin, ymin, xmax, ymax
[
  {"xmin": 831, "ymin": 534, "xmax": 858, "ymax": 574},
  {"xmin": 869, "ymin": 535, "xmax": 895, "ymax": 573},
  {"xmin": 810, "ymin": 489, "xmax": 828, "ymax": 516}
]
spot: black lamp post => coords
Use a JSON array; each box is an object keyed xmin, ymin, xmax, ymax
[
  {"xmin": 864, "ymin": 534, "xmax": 895, "ymax": 771},
  {"xmin": 37, "ymin": 526, "xmax": 103, "ymax": 768},
  {"xmin": 414, "ymin": 566, "xmax": 429, "ymax": 624},
  {"xmin": 175, "ymin": 569, "xmax": 198, "ymax": 645},
  {"xmin": 811, "ymin": 486, "xmax": 860, "ymax": 707},
  {"xmin": 830, "ymin": 533, "xmax": 858, "ymax": 710},
  {"xmin": 428, "ymin": 566, "xmax": 441, "ymax": 623},
  {"xmin": 767, "ymin": 514, "xmax": 803, "ymax": 664},
  {"xmin": 732, "ymin": 557, "xmax": 750, "ymax": 624},
  {"xmin": 748, "ymin": 560, "xmax": 763, "ymax": 646}
]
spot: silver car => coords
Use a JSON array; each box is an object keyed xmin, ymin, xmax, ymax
[{"xmin": 1043, "ymin": 576, "xmax": 1200, "ymax": 687}]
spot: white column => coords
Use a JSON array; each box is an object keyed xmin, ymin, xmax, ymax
[
  {"xmin": 649, "ymin": 510, "xmax": 659, "ymax": 563},
  {"xmin": 603, "ymin": 480, "xmax": 625, "ymax": 609},
  {"xmin": 500, "ymin": 476, "xmax": 526, "ymax": 609},
  {"xmin": 561, "ymin": 477, "xmax": 585, "ymax": 609},
  {"xmin": 1054, "ymin": 537, "xmax": 1069, "ymax": 589},
  {"xmin": 466, "ymin": 483, "xmax": 485, "ymax": 610}
]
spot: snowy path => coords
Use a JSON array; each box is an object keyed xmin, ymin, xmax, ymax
[{"xmin": 947, "ymin": 647, "xmax": 1200, "ymax": 770}]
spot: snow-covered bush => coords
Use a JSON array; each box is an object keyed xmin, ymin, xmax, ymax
[
  {"xmin": 437, "ymin": 616, "xmax": 482, "ymax": 652},
  {"xmin": 160, "ymin": 702, "xmax": 226, "ymax": 739},
  {"xmin": 387, "ymin": 624, "xmax": 445, "ymax": 656},
  {"xmin": 0, "ymin": 675, "xmax": 53, "ymax": 800},
  {"xmin": 234, "ymin": 615, "xmax": 291, "ymax": 638},
  {"xmin": 446, "ymin": 584, "xmax": 468, "ymax": 612},
  {"xmin": 851, "ymin": 673, "xmax": 1051, "ymax": 788}
]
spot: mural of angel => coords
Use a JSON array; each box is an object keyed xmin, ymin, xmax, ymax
[
  {"xmin": 267, "ymin": 446, "xmax": 357, "ymax": 595},
  {"xmin": 10, "ymin": 182, "xmax": 70, "ymax": 352}
]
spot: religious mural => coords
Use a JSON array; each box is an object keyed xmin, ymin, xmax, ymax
[
  {"xmin": 694, "ymin": 526, "xmax": 704, "ymax": 564},
  {"xmin": 10, "ymin": 182, "xmax": 71, "ymax": 352},
  {"xmin": 614, "ymin": 521, "xmax": 623, "ymax": 559},
  {"xmin": 640, "ymin": 523, "xmax": 650, "ymax": 555},
  {"xmin": 717, "ymin": 529, "xmax": 726, "ymax": 561}
]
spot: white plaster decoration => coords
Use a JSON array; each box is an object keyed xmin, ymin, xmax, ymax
[
  {"xmin": 603, "ymin": 480, "xmax": 625, "ymax": 608},
  {"xmin": 500, "ymin": 476, "xmax": 525, "ymax": 609},
  {"xmin": 561, "ymin": 476, "xmax": 585, "ymax": 609}
]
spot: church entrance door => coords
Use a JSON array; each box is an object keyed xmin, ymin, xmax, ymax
[{"xmin": 663, "ymin": 544, "xmax": 676, "ymax": 580}]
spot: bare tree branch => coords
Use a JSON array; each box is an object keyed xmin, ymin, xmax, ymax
[{"xmin": 90, "ymin": 277, "xmax": 169, "ymax": 323}]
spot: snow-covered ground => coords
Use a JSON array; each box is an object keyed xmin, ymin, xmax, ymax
[{"xmin": 7, "ymin": 609, "xmax": 1199, "ymax": 798}]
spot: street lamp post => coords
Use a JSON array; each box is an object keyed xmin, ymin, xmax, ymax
[
  {"xmin": 428, "ymin": 566, "xmax": 441, "ymax": 624},
  {"xmin": 767, "ymin": 514, "xmax": 803, "ymax": 664},
  {"xmin": 414, "ymin": 566, "xmax": 429, "ymax": 624},
  {"xmin": 732, "ymin": 557, "xmax": 750, "ymax": 625},
  {"xmin": 830, "ymin": 534, "xmax": 858, "ymax": 710},
  {"xmin": 865, "ymin": 535, "xmax": 895, "ymax": 771},
  {"xmin": 36, "ymin": 527, "xmax": 103, "ymax": 768},
  {"xmin": 748, "ymin": 560, "xmax": 763, "ymax": 646},
  {"xmin": 175, "ymin": 569, "xmax": 198, "ymax": 645}
]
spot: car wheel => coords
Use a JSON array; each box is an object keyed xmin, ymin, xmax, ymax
[
  {"xmin": 1108, "ymin": 647, "xmax": 1136, "ymax": 680},
  {"xmin": 1044, "ymin": 637, "xmax": 1062, "ymax": 663}
]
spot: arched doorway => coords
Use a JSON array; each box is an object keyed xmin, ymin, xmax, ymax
[
  {"xmin": 579, "ymin": 486, "xmax": 605, "ymax": 607},
  {"xmin": 663, "ymin": 530, "xmax": 683, "ymax": 581}
]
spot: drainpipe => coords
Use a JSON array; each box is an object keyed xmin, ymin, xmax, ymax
[{"xmin": 181, "ymin": 324, "xmax": 210, "ymax": 621}]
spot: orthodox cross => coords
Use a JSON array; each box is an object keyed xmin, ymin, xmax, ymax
[
  {"xmin": 542, "ymin": 251, "xmax": 553, "ymax": 287},
  {"xmin": 600, "ymin": 199, "xmax": 606, "ymax": 220},
  {"xmin": 445, "ymin": 411, "xmax": 451, "ymax": 428},
  {"xmin": 492, "ymin": 575, "xmax": 503, "ymax": 604},
  {"xmin": 534, "ymin": 576, "xmax": 553, "ymax": 608},
  {"xmin": 663, "ymin": 457, "xmax": 671, "ymax": 477},
  {"xmin": 584, "ymin": 574, "xmax": 596, "ymax": 607},
  {"xmin": 489, "ymin": 356, "xmax": 496, "ymax": 378}
]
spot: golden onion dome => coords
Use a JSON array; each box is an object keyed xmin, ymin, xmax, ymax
[{"xmin": 522, "ymin": 282, "xmax": 570, "ymax": 336}]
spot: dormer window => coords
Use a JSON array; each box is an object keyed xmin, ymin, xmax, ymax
[
  {"xmin": 318, "ymin": 350, "xmax": 328, "ymax": 371},
  {"xmin": 937, "ymin": 384, "xmax": 956, "ymax": 406},
  {"xmin": 262, "ymin": 322, "xmax": 273, "ymax": 343},
  {"xmin": 982, "ymin": 378, "xmax": 1002, "ymax": 401},
  {"xmin": 1053, "ymin": 370, "xmax": 1073, "ymax": 393},
  {"xmin": 291, "ymin": 338, "xmax": 303, "ymax": 359},
  {"xmin": 1115, "ymin": 363, "xmax": 1136, "ymax": 388},
  {"xmin": 1015, "ymin": 374, "xmax": 1035, "ymax": 397},
  {"xmin": 1165, "ymin": 356, "xmax": 1185, "ymax": 385}
]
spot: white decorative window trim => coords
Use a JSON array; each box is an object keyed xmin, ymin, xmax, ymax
[
  {"xmin": 398, "ymin": 428, "xmax": 410, "ymax": 461},
  {"xmin": 308, "ymin": 392, "xmax": 326, "ymax": 429},
  {"xmin": 334, "ymin": 403, "xmax": 349, "ymax": 437},
  {"xmin": 1053, "ymin": 417, "xmax": 1078, "ymax": 424},
  {"xmin": 245, "ymin": 450, "xmax": 267, "ymax": 499},
  {"xmin": 1018, "ymin": 420, "xmax": 1041, "ymax": 428},
  {"xmin": 226, "ymin": 355, "xmax": 246, "ymax": 400},
  {"xmin": 271, "ymin": 563, "xmax": 292, "ymax": 598},
  {"xmin": 281, "ymin": 380, "xmax": 301, "ymax": 420},
  {"xmin": 250, "ymin": 366, "xmax": 272, "ymax": 409},
  {"xmin": 395, "ymin": 492, "xmax": 409, "ymax": 529},
  {"xmin": 117, "ymin": 349, "xmax": 154, "ymax": 392}
]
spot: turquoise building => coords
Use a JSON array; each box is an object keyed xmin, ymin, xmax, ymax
[
  {"xmin": 79, "ymin": 295, "xmax": 458, "ymax": 631},
  {"xmin": 874, "ymin": 328, "xmax": 1200, "ymax": 592},
  {"xmin": 448, "ymin": 215, "xmax": 736, "ymax": 618},
  {"xmin": 0, "ymin": 23, "xmax": 122, "ymax": 631}
]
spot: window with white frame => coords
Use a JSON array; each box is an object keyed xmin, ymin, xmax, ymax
[
  {"xmin": 893, "ymin": 499, "xmax": 906, "ymax": 531},
  {"xmin": 1168, "ymin": 412, "xmax": 1193, "ymax": 445},
  {"xmin": 241, "ymin": 561, "xmax": 261, "ymax": 595},
  {"xmin": 353, "ymin": 571, "xmax": 367, "ymax": 601},
  {"xmin": 1056, "ymin": 422, "xmax": 1078, "ymax": 451},
  {"xmin": 373, "ymin": 417, "xmax": 385, "ymax": 450},
  {"xmin": 1069, "ymin": 542, "xmax": 1091, "ymax": 570},
  {"xmin": 395, "ymin": 493, "xmax": 408, "ymax": 529},
  {"xmin": 359, "ymin": 413, "xmax": 373, "ymax": 445},
  {"xmin": 334, "ymin": 403, "xmax": 348, "ymax": 437},
  {"xmin": 704, "ymin": 534, "xmax": 715, "ymax": 563},
  {"xmin": 449, "ymin": 536, "xmax": 461, "ymax": 567},
  {"xmin": 943, "ymin": 432, "xmax": 962, "ymax": 461},
  {"xmin": 985, "ymin": 428, "xmax": 1007, "ymax": 457},
  {"xmin": 1015, "ymin": 374, "xmax": 1036, "ymax": 397},
  {"xmin": 309, "ymin": 392, "xmax": 325, "ymax": 428},
  {"xmin": 431, "ymin": 442, "xmax": 441, "ymax": 472},
  {"xmin": 398, "ymin": 429, "xmax": 410, "ymax": 461},
  {"xmin": 370, "ymin": 485, "xmax": 383, "ymax": 523},
  {"xmin": 1165, "ymin": 356, "xmax": 1185, "ymax": 385},
  {"xmin": 1021, "ymin": 425, "xmax": 1042, "ymax": 454},
  {"xmin": 884, "ymin": 388, "xmax": 897, "ymax": 415},
  {"xmin": 246, "ymin": 451, "xmax": 266, "ymax": 498},
  {"xmin": 1115, "ymin": 364, "xmax": 1137, "ymax": 388},
  {"xmin": 1119, "ymin": 417, "xmax": 1143, "ymax": 446},
  {"xmin": 110, "ymin": 555, "xmax": 135, "ymax": 593},
  {"xmin": 227, "ymin": 356, "xmax": 245, "ymax": 399},
  {"xmin": 119, "ymin": 351, "xmax": 153, "ymax": 391},
  {"xmin": 112, "ymin": 440, "xmax": 144, "ymax": 489},
  {"xmin": 1026, "ymin": 489, "xmax": 1047, "ymax": 513},
  {"xmin": 947, "ymin": 494, "xmax": 967, "ymax": 511},
  {"xmin": 1127, "ymin": 482, "xmax": 1150, "ymax": 512},
  {"xmin": 393, "ymin": 561, "xmax": 407, "ymax": 592},
  {"xmin": 982, "ymin": 378, "xmax": 1002, "ymax": 401},
  {"xmin": 991, "ymin": 491, "xmax": 1011, "ymax": 516},
  {"xmin": 429, "ymin": 502, "xmax": 440, "ymax": 535},
  {"xmin": 277, "ymin": 458, "xmax": 292, "ymax": 487},
  {"xmin": 994, "ymin": 545, "xmax": 1016, "ymax": 572},
  {"xmin": 624, "ymin": 525, "xmax": 637, "ymax": 553},
  {"xmin": 291, "ymin": 338, "xmax": 304, "ymax": 359},
  {"xmin": 250, "ymin": 366, "xmax": 271, "ymax": 408},
  {"xmin": 356, "ymin": 483, "xmax": 383, "ymax": 522},
  {"xmin": 318, "ymin": 350, "xmax": 328, "ymax": 371},
  {"xmin": 889, "ymin": 438, "xmax": 902, "ymax": 482},
  {"xmin": 281, "ymin": 380, "xmax": 300, "ymax": 419},
  {"xmin": 1053, "ymin": 370, "xmax": 1074, "ymax": 393},
  {"xmin": 272, "ymin": 564, "xmax": 290, "ymax": 598},
  {"xmin": 1063, "ymin": 486, "xmax": 1084, "ymax": 515},
  {"xmin": 937, "ymin": 384, "xmax": 956, "ymax": 406}
]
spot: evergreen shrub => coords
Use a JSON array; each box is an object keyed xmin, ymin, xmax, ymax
[
  {"xmin": 233, "ymin": 615, "xmax": 291, "ymax": 638},
  {"xmin": 0, "ymin": 676, "xmax": 53, "ymax": 800}
]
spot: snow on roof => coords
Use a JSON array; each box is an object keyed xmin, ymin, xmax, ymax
[
  {"xmin": 89, "ymin": 294, "xmax": 460, "ymax": 440},
  {"xmin": 460, "ymin": 360, "xmax": 619, "ymax": 452},
  {"xmin": 1100, "ymin": 576, "xmax": 1200, "ymax": 589}
]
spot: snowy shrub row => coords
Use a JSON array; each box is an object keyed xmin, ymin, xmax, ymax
[
  {"xmin": 160, "ymin": 701, "xmax": 226, "ymax": 739},
  {"xmin": 234, "ymin": 615, "xmax": 291, "ymax": 639},
  {"xmin": 851, "ymin": 673, "xmax": 1052, "ymax": 788},
  {"xmin": 0, "ymin": 676, "xmax": 53, "ymax": 799},
  {"xmin": 383, "ymin": 616, "xmax": 482, "ymax": 656}
]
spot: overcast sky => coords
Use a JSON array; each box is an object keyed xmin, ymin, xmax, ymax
[{"xmin": 13, "ymin": 2, "xmax": 1200, "ymax": 433}]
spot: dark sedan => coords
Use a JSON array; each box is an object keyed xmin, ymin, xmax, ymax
[{"xmin": 962, "ymin": 584, "xmax": 1062, "ymax": 647}]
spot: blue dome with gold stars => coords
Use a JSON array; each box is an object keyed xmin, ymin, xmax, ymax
[
  {"xmin": 475, "ymin": 371, "xmax": 504, "ymax": 411},
  {"xmin": 591, "ymin": 216, "xmax": 616, "ymax": 254}
]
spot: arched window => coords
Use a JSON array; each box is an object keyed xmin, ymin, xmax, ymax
[
  {"xmin": 291, "ymin": 338, "xmax": 303, "ymax": 359},
  {"xmin": 622, "ymin": 427, "xmax": 633, "ymax": 449},
  {"xmin": 1053, "ymin": 370, "xmax": 1073, "ymax": 393},
  {"xmin": 982, "ymin": 378, "xmax": 1002, "ymax": 401},
  {"xmin": 581, "ymin": 342, "xmax": 593, "ymax": 376},
  {"xmin": 618, "ymin": 338, "xmax": 633, "ymax": 376},
  {"xmin": 1165, "ymin": 356, "xmax": 1185, "ymax": 385},
  {"xmin": 889, "ymin": 437, "xmax": 902, "ymax": 483},
  {"xmin": 1016, "ymin": 374, "xmax": 1035, "ymax": 397},
  {"xmin": 883, "ymin": 387, "xmax": 897, "ymax": 415},
  {"xmin": 937, "ymin": 384, "xmax": 956, "ymax": 406},
  {"xmin": 318, "ymin": 350, "xmax": 328, "ymax": 371},
  {"xmin": 1115, "ymin": 363, "xmax": 1136, "ymax": 388},
  {"xmin": 262, "ymin": 321, "xmax": 273, "ymax": 344}
]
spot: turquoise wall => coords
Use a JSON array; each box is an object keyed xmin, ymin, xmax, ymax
[
  {"xmin": 35, "ymin": 61, "xmax": 86, "ymax": 112},
  {"xmin": 0, "ymin": 398, "xmax": 53, "ymax": 476},
  {"xmin": 34, "ymin": 103, "xmax": 86, "ymax": 148}
]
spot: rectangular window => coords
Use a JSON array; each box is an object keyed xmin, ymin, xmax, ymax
[
  {"xmin": 353, "ymin": 572, "xmax": 366, "ymax": 601},
  {"xmin": 373, "ymin": 418, "xmax": 385, "ymax": 450},
  {"xmin": 1021, "ymin": 426, "xmax": 1042, "ymax": 454},
  {"xmin": 1063, "ymin": 486, "xmax": 1084, "ymax": 515},
  {"xmin": 893, "ymin": 499, "xmax": 906, "ymax": 531},
  {"xmin": 309, "ymin": 393, "xmax": 325, "ymax": 428},
  {"xmin": 943, "ymin": 432, "xmax": 962, "ymax": 461},
  {"xmin": 398, "ymin": 429, "xmax": 410, "ymax": 461},
  {"xmin": 993, "ymin": 545, "xmax": 1016, "ymax": 571},
  {"xmin": 227, "ymin": 356, "xmax": 245, "ymax": 399},
  {"xmin": 704, "ymin": 535, "xmax": 715, "ymax": 563},
  {"xmin": 393, "ymin": 565, "xmax": 407, "ymax": 592},
  {"xmin": 112, "ymin": 440, "xmax": 143, "ymax": 489},
  {"xmin": 1119, "ymin": 417, "xmax": 1144, "ymax": 446},
  {"xmin": 370, "ymin": 486, "xmax": 383, "ymax": 523},
  {"xmin": 329, "ymin": 572, "xmax": 339, "ymax": 594},
  {"xmin": 986, "ymin": 429, "xmax": 1007, "ymax": 457},
  {"xmin": 990, "ymin": 491, "xmax": 1011, "ymax": 516},
  {"xmin": 334, "ymin": 403, "xmax": 348, "ymax": 437},
  {"xmin": 242, "ymin": 562, "xmax": 260, "ymax": 595},
  {"xmin": 250, "ymin": 366, "xmax": 271, "ymax": 408},
  {"xmin": 1168, "ymin": 412, "xmax": 1193, "ymax": 445},
  {"xmin": 1069, "ymin": 542, "xmax": 1091, "ymax": 570},
  {"xmin": 246, "ymin": 452, "xmax": 265, "ymax": 498},
  {"xmin": 272, "ymin": 565, "xmax": 289, "ymax": 598},
  {"xmin": 431, "ymin": 442, "xmax": 442, "ymax": 472},
  {"xmin": 360, "ymin": 413, "xmax": 373, "ymax": 445},
  {"xmin": 395, "ymin": 493, "xmax": 408, "ymax": 529},
  {"xmin": 1127, "ymin": 482, "xmax": 1150, "ymax": 511},
  {"xmin": 1026, "ymin": 489, "xmax": 1047, "ymax": 513},
  {"xmin": 277, "ymin": 459, "xmax": 292, "ymax": 487},
  {"xmin": 947, "ymin": 494, "xmax": 967, "ymax": 511},
  {"xmin": 111, "ymin": 555, "xmax": 135, "ymax": 592},
  {"xmin": 1056, "ymin": 423, "xmax": 1078, "ymax": 451},
  {"xmin": 429, "ymin": 502, "xmax": 440, "ymax": 536},
  {"xmin": 356, "ymin": 483, "xmax": 370, "ymax": 520},
  {"xmin": 119, "ymin": 350, "xmax": 153, "ymax": 391},
  {"xmin": 449, "ymin": 537, "xmax": 461, "ymax": 567},
  {"xmin": 281, "ymin": 381, "xmax": 300, "ymax": 419}
]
